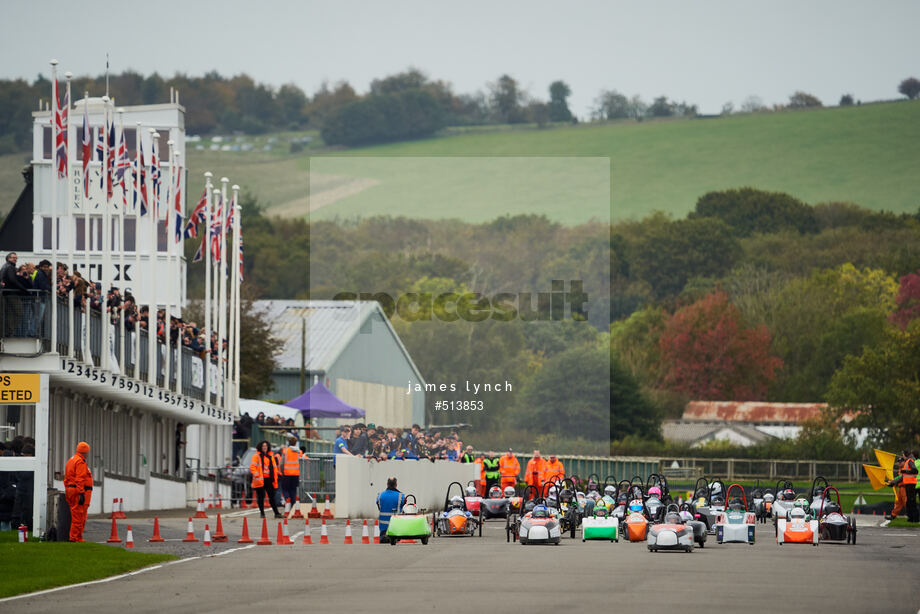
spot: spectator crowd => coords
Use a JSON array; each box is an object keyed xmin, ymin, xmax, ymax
[
  {"xmin": 332, "ymin": 423, "xmax": 467, "ymax": 461},
  {"xmin": 1, "ymin": 252, "xmax": 226, "ymax": 361}
]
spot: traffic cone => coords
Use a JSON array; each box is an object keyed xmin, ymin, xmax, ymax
[
  {"xmin": 285, "ymin": 519, "xmax": 295, "ymax": 544},
  {"xmin": 361, "ymin": 520, "xmax": 370, "ymax": 544},
  {"xmin": 125, "ymin": 525, "xmax": 134, "ymax": 548},
  {"xmin": 276, "ymin": 521, "xmax": 284, "ymax": 545},
  {"xmin": 117, "ymin": 498, "xmax": 127, "ymax": 519},
  {"xmin": 278, "ymin": 520, "xmax": 292, "ymax": 545},
  {"xmin": 344, "ymin": 519, "xmax": 354, "ymax": 544},
  {"xmin": 373, "ymin": 520, "xmax": 380, "ymax": 544},
  {"xmin": 284, "ymin": 498, "xmax": 291, "ymax": 515},
  {"xmin": 182, "ymin": 517, "xmax": 198, "ymax": 542},
  {"xmin": 250, "ymin": 491, "xmax": 258, "ymax": 508},
  {"xmin": 237, "ymin": 517, "xmax": 254, "ymax": 544},
  {"xmin": 207, "ymin": 494, "xmax": 213, "ymax": 509},
  {"xmin": 194, "ymin": 498, "xmax": 208, "ymax": 519},
  {"xmin": 257, "ymin": 518, "xmax": 273, "ymax": 545},
  {"xmin": 107, "ymin": 517, "xmax": 122, "ymax": 543},
  {"xmin": 320, "ymin": 519, "xmax": 330, "ymax": 544},
  {"xmin": 149, "ymin": 517, "xmax": 165, "ymax": 543},
  {"xmin": 308, "ymin": 494, "xmax": 321, "ymax": 519},
  {"xmin": 322, "ymin": 495, "xmax": 334, "ymax": 519},
  {"xmin": 240, "ymin": 492, "xmax": 249, "ymax": 509},
  {"xmin": 110, "ymin": 498, "xmax": 119, "ymax": 519},
  {"xmin": 203, "ymin": 524, "xmax": 212, "ymax": 546},
  {"xmin": 217, "ymin": 494, "xmax": 224, "ymax": 509},
  {"xmin": 302, "ymin": 518, "xmax": 313, "ymax": 545},
  {"xmin": 213, "ymin": 514, "xmax": 228, "ymax": 542},
  {"xmin": 291, "ymin": 497, "xmax": 304, "ymax": 519}
]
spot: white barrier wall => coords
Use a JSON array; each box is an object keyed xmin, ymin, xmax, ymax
[{"xmin": 334, "ymin": 456, "xmax": 479, "ymax": 518}]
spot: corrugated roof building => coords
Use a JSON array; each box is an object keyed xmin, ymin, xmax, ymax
[
  {"xmin": 682, "ymin": 401, "xmax": 826, "ymax": 424},
  {"xmin": 254, "ymin": 300, "xmax": 426, "ymax": 427}
]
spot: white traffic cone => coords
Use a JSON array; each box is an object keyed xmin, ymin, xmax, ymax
[
  {"xmin": 203, "ymin": 524, "xmax": 212, "ymax": 546},
  {"xmin": 125, "ymin": 525, "xmax": 135, "ymax": 548}
]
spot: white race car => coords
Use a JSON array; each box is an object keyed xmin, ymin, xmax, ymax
[{"xmin": 715, "ymin": 483, "xmax": 756, "ymax": 544}]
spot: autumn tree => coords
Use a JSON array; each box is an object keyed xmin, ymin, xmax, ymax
[
  {"xmin": 889, "ymin": 269, "xmax": 920, "ymax": 329},
  {"xmin": 658, "ymin": 291, "xmax": 782, "ymax": 401},
  {"xmin": 788, "ymin": 91, "xmax": 823, "ymax": 108}
]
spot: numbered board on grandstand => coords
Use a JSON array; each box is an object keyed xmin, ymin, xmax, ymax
[{"xmin": 60, "ymin": 357, "xmax": 231, "ymax": 423}]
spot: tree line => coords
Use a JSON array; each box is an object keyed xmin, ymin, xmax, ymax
[{"xmin": 208, "ymin": 188, "xmax": 920, "ymax": 452}]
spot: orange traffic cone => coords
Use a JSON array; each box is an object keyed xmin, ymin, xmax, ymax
[
  {"xmin": 284, "ymin": 499, "xmax": 292, "ymax": 516},
  {"xmin": 194, "ymin": 498, "xmax": 208, "ymax": 519},
  {"xmin": 303, "ymin": 517, "xmax": 313, "ymax": 545},
  {"xmin": 117, "ymin": 498, "xmax": 127, "ymax": 519},
  {"xmin": 217, "ymin": 494, "xmax": 224, "ymax": 509},
  {"xmin": 284, "ymin": 519, "xmax": 294, "ymax": 545},
  {"xmin": 125, "ymin": 525, "xmax": 134, "ymax": 548},
  {"xmin": 182, "ymin": 517, "xmax": 198, "ymax": 542},
  {"xmin": 320, "ymin": 519, "xmax": 330, "ymax": 544},
  {"xmin": 149, "ymin": 516, "xmax": 165, "ymax": 543},
  {"xmin": 292, "ymin": 497, "xmax": 304, "ymax": 519},
  {"xmin": 107, "ymin": 517, "xmax": 122, "ymax": 543},
  {"xmin": 203, "ymin": 524, "xmax": 212, "ymax": 546},
  {"xmin": 213, "ymin": 514, "xmax": 228, "ymax": 542},
  {"xmin": 110, "ymin": 498, "xmax": 119, "ymax": 519},
  {"xmin": 238, "ymin": 517, "xmax": 254, "ymax": 544},
  {"xmin": 322, "ymin": 495, "xmax": 334, "ymax": 519},
  {"xmin": 240, "ymin": 492, "xmax": 249, "ymax": 509},
  {"xmin": 250, "ymin": 490, "xmax": 258, "ymax": 508},
  {"xmin": 373, "ymin": 520, "xmax": 380, "ymax": 544},
  {"xmin": 361, "ymin": 520, "xmax": 370, "ymax": 544},
  {"xmin": 276, "ymin": 521, "xmax": 285, "ymax": 545},
  {"xmin": 344, "ymin": 519, "xmax": 354, "ymax": 544},
  {"xmin": 308, "ymin": 494, "xmax": 321, "ymax": 519},
  {"xmin": 257, "ymin": 518, "xmax": 273, "ymax": 545}
]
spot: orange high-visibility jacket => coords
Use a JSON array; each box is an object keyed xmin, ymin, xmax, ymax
[
  {"xmin": 251, "ymin": 451, "xmax": 279, "ymax": 489},
  {"xmin": 525, "ymin": 457, "xmax": 546, "ymax": 487},
  {"xmin": 282, "ymin": 447, "xmax": 302, "ymax": 477},
  {"xmin": 475, "ymin": 457, "xmax": 485, "ymax": 486},
  {"xmin": 499, "ymin": 454, "xmax": 520, "ymax": 480},
  {"xmin": 902, "ymin": 459, "xmax": 917, "ymax": 485},
  {"xmin": 543, "ymin": 459, "xmax": 565, "ymax": 483},
  {"xmin": 64, "ymin": 453, "xmax": 94, "ymax": 493}
]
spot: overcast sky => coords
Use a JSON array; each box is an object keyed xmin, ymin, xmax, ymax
[{"xmin": 3, "ymin": 0, "xmax": 918, "ymax": 117}]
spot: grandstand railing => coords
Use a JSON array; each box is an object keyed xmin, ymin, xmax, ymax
[{"xmin": 2, "ymin": 292, "xmax": 223, "ymax": 407}]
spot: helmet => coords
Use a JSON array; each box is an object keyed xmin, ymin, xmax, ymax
[
  {"xmin": 711, "ymin": 496, "xmax": 724, "ymax": 507},
  {"xmin": 729, "ymin": 498, "xmax": 744, "ymax": 511},
  {"xmin": 593, "ymin": 506, "xmax": 608, "ymax": 518},
  {"xmin": 793, "ymin": 498, "xmax": 808, "ymax": 510},
  {"xmin": 679, "ymin": 510, "xmax": 694, "ymax": 523},
  {"xmin": 450, "ymin": 496, "xmax": 464, "ymax": 510},
  {"xmin": 664, "ymin": 511, "xmax": 682, "ymax": 524},
  {"xmin": 710, "ymin": 482, "xmax": 723, "ymax": 495},
  {"xmin": 763, "ymin": 493, "xmax": 775, "ymax": 503},
  {"xmin": 489, "ymin": 487, "xmax": 502, "ymax": 498},
  {"xmin": 628, "ymin": 501, "xmax": 643, "ymax": 513},
  {"xmin": 559, "ymin": 489, "xmax": 573, "ymax": 503},
  {"xmin": 402, "ymin": 503, "xmax": 418, "ymax": 514},
  {"xmin": 781, "ymin": 489, "xmax": 796, "ymax": 501},
  {"xmin": 532, "ymin": 505, "xmax": 549, "ymax": 519},
  {"xmin": 824, "ymin": 501, "xmax": 841, "ymax": 515},
  {"xmin": 503, "ymin": 486, "xmax": 515, "ymax": 498},
  {"xmin": 604, "ymin": 485, "xmax": 616, "ymax": 497},
  {"xmin": 465, "ymin": 486, "xmax": 477, "ymax": 497},
  {"xmin": 648, "ymin": 486, "xmax": 661, "ymax": 497}
]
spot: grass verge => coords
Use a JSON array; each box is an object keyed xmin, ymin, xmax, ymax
[
  {"xmin": 885, "ymin": 518, "xmax": 920, "ymax": 529},
  {"xmin": 0, "ymin": 531, "xmax": 177, "ymax": 599}
]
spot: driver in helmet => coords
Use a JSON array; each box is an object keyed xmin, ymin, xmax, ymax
[
  {"xmin": 465, "ymin": 485, "xmax": 478, "ymax": 498},
  {"xmin": 647, "ymin": 486, "xmax": 662, "ymax": 500},
  {"xmin": 532, "ymin": 505, "xmax": 549, "ymax": 519},
  {"xmin": 450, "ymin": 495, "xmax": 465, "ymax": 511},
  {"xmin": 628, "ymin": 500, "xmax": 644, "ymax": 515},
  {"xmin": 664, "ymin": 510, "xmax": 683, "ymax": 524},
  {"xmin": 503, "ymin": 486, "xmax": 516, "ymax": 499},
  {"xmin": 728, "ymin": 497, "xmax": 745, "ymax": 511},
  {"xmin": 489, "ymin": 486, "xmax": 503, "ymax": 499}
]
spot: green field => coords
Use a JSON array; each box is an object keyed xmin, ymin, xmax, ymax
[
  {"xmin": 0, "ymin": 531, "xmax": 176, "ymax": 598},
  {"xmin": 4, "ymin": 100, "xmax": 919, "ymax": 224}
]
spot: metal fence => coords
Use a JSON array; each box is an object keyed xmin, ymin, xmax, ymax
[
  {"xmin": 658, "ymin": 457, "xmax": 864, "ymax": 483},
  {"xmin": 298, "ymin": 454, "xmax": 336, "ymax": 501},
  {"xmin": 1, "ymin": 290, "xmax": 51, "ymax": 348}
]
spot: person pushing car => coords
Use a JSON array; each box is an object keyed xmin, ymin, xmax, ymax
[{"xmin": 64, "ymin": 441, "xmax": 93, "ymax": 542}]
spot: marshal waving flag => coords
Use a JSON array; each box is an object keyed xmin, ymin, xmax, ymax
[
  {"xmin": 55, "ymin": 87, "xmax": 68, "ymax": 179},
  {"xmin": 81, "ymin": 102, "xmax": 92, "ymax": 197}
]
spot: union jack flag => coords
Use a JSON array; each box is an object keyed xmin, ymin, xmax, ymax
[
  {"xmin": 150, "ymin": 141, "xmax": 161, "ymax": 212},
  {"xmin": 116, "ymin": 128, "xmax": 129, "ymax": 206},
  {"xmin": 55, "ymin": 87, "xmax": 68, "ymax": 179},
  {"xmin": 81, "ymin": 103, "xmax": 91, "ymax": 198},
  {"xmin": 192, "ymin": 235, "xmax": 204, "ymax": 262},
  {"xmin": 183, "ymin": 188, "xmax": 207, "ymax": 239},
  {"xmin": 173, "ymin": 165, "xmax": 183, "ymax": 243},
  {"xmin": 134, "ymin": 141, "xmax": 148, "ymax": 216},
  {"xmin": 210, "ymin": 194, "xmax": 223, "ymax": 263},
  {"xmin": 238, "ymin": 229, "xmax": 244, "ymax": 282},
  {"xmin": 95, "ymin": 123, "xmax": 105, "ymax": 189},
  {"xmin": 106, "ymin": 121, "xmax": 115, "ymax": 199}
]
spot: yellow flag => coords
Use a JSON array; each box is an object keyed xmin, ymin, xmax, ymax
[
  {"xmin": 863, "ymin": 465, "xmax": 889, "ymax": 490},
  {"xmin": 875, "ymin": 449, "xmax": 896, "ymax": 474}
]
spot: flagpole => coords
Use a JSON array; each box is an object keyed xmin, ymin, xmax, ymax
[
  {"xmin": 174, "ymin": 150, "xmax": 183, "ymax": 394},
  {"xmin": 49, "ymin": 60, "xmax": 58, "ymax": 353},
  {"xmin": 66, "ymin": 84, "xmax": 76, "ymax": 359},
  {"xmin": 211, "ymin": 187, "xmax": 220, "ymax": 402},
  {"xmin": 232, "ymin": 185, "xmax": 241, "ymax": 417},
  {"xmin": 83, "ymin": 97, "xmax": 92, "ymax": 365},
  {"xmin": 117, "ymin": 108, "xmax": 126, "ymax": 374},
  {"xmin": 148, "ymin": 129, "xmax": 158, "ymax": 386},
  {"xmin": 218, "ymin": 177, "xmax": 228, "ymax": 410},
  {"xmin": 133, "ymin": 122, "xmax": 142, "ymax": 380},
  {"xmin": 100, "ymin": 96, "xmax": 111, "ymax": 372},
  {"xmin": 164, "ymin": 139, "xmax": 174, "ymax": 393},
  {"xmin": 227, "ymin": 187, "xmax": 237, "ymax": 414},
  {"xmin": 203, "ymin": 172, "xmax": 212, "ymax": 403}
]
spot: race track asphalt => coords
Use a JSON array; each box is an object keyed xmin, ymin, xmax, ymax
[{"xmin": 7, "ymin": 510, "xmax": 919, "ymax": 614}]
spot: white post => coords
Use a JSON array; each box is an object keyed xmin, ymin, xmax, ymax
[
  {"xmin": 100, "ymin": 96, "xmax": 111, "ymax": 372},
  {"xmin": 203, "ymin": 172, "xmax": 212, "ymax": 403},
  {"xmin": 218, "ymin": 177, "xmax": 228, "ymax": 410},
  {"xmin": 50, "ymin": 60, "xmax": 58, "ymax": 352},
  {"xmin": 117, "ymin": 108, "xmax": 126, "ymax": 374},
  {"xmin": 164, "ymin": 139, "xmax": 174, "ymax": 392},
  {"xmin": 83, "ymin": 109, "xmax": 91, "ymax": 365},
  {"xmin": 174, "ymin": 150, "xmax": 183, "ymax": 394},
  {"xmin": 66, "ymin": 86, "xmax": 76, "ymax": 359},
  {"xmin": 227, "ymin": 189, "xmax": 236, "ymax": 414},
  {"xmin": 232, "ymin": 186, "xmax": 241, "ymax": 416},
  {"xmin": 147, "ymin": 129, "xmax": 158, "ymax": 386},
  {"xmin": 133, "ymin": 122, "xmax": 142, "ymax": 380}
]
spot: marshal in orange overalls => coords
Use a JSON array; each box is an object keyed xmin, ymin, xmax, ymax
[{"xmin": 64, "ymin": 442, "xmax": 93, "ymax": 542}]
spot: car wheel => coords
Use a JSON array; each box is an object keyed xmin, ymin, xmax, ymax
[
  {"xmin": 421, "ymin": 537, "xmax": 429, "ymax": 545},
  {"xmin": 389, "ymin": 536, "xmax": 397, "ymax": 545}
]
